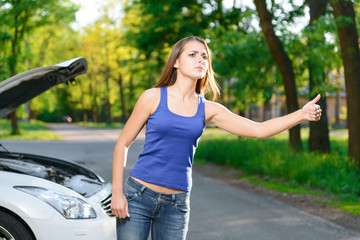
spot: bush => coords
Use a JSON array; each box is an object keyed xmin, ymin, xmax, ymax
[{"xmin": 195, "ymin": 130, "xmax": 360, "ymax": 200}]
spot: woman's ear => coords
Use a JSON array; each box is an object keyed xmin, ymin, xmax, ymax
[{"xmin": 174, "ymin": 59, "xmax": 179, "ymax": 69}]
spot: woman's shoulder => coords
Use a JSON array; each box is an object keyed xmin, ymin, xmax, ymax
[
  {"xmin": 204, "ymin": 99, "xmax": 229, "ymax": 119},
  {"xmin": 139, "ymin": 88, "xmax": 161, "ymax": 114},
  {"xmin": 140, "ymin": 88, "xmax": 160, "ymax": 101},
  {"xmin": 204, "ymin": 99, "xmax": 224, "ymax": 110}
]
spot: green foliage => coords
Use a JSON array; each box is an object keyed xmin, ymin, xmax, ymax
[
  {"xmin": 0, "ymin": 0, "xmax": 79, "ymax": 72},
  {"xmin": 209, "ymin": 27, "xmax": 278, "ymax": 110},
  {"xmin": 0, "ymin": 0, "xmax": 357, "ymax": 129},
  {"xmin": 335, "ymin": 15, "xmax": 356, "ymax": 28},
  {"xmin": 121, "ymin": 0, "xmax": 209, "ymax": 91},
  {"xmin": 0, "ymin": 119, "xmax": 61, "ymax": 140},
  {"xmin": 123, "ymin": 0, "xmax": 207, "ymax": 55},
  {"xmin": 195, "ymin": 129, "xmax": 360, "ymax": 200},
  {"xmin": 298, "ymin": 13, "xmax": 341, "ymax": 96}
]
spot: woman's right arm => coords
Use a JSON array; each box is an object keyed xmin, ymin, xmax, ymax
[{"xmin": 111, "ymin": 88, "xmax": 159, "ymax": 218}]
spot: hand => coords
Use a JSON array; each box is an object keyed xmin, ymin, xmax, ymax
[
  {"xmin": 111, "ymin": 193, "xmax": 130, "ymax": 219},
  {"xmin": 302, "ymin": 94, "xmax": 322, "ymax": 121}
]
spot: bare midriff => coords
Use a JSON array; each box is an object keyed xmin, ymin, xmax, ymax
[{"xmin": 130, "ymin": 176, "xmax": 185, "ymax": 194}]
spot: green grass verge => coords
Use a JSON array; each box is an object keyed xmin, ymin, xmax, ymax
[
  {"xmin": 239, "ymin": 175, "xmax": 321, "ymax": 196},
  {"xmin": 0, "ymin": 119, "xmax": 62, "ymax": 140},
  {"xmin": 195, "ymin": 128, "xmax": 360, "ymax": 215},
  {"xmin": 240, "ymin": 174, "xmax": 360, "ymax": 215},
  {"xmin": 77, "ymin": 121, "xmax": 124, "ymax": 129}
]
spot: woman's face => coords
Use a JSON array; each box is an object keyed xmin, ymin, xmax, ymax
[{"xmin": 174, "ymin": 40, "xmax": 209, "ymax": 81}]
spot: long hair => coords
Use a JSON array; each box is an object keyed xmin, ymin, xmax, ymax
[{"xmin": 154, "ymin": 36, "xmax": 220, "ymax": 100}]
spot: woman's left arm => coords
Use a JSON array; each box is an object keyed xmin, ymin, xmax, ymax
[{"xmin": 206, "ymin": 94, "xmax": 322, "ymax": 139}]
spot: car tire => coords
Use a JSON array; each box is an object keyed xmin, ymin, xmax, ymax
[{"xmin": 0, "ymin": 210, "xmax": 34, "ymax": 240}]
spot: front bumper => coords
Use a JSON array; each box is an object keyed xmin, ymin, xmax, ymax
[{"xmin": 26, "ymin": 213, "xmax": 116, "ymax": 240}]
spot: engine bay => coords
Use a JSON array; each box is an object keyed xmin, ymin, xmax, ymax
[{"xmin": 0, "ymin": 157, "xmax": 104, "ymax": 197}]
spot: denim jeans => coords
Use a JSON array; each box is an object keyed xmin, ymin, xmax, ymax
[{"xmin": 116, "ymin": 176, "xmax": 190, "ymax": 240}]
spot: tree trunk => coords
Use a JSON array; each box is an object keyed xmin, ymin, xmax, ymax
[
  {"xmin": 129, "ymin": 74, "xmax": 134, "ymax": 117},
  {"xmin": 9, "ymin": 17, "xmax": 19, "ymax": 135},
  {"xmin": 118, "ymin": 73, "xmax": 127, "ymax": 122},
  {"xmin": 104, "ymin": 68, "xmax": 111, "ymax": 124},
  {"xmin": 90, "ymin": 73, "xmax": 98, "ymax": 122},
  {"xmin": 309, "ymin": 91, "xmax": 330, "ymax": 152},
  {"xmin": 10, "ymin": 112, "xmax": 19, "ymax": 135},
  {"xmin": 335, "ymin": 68, "xmax": 341, "ymax": 127},
  {"xmin": 330, "ymin": 0, "xmax": 360, "ymax": 165},
  {"xmin": 307, "ymin": 0, "xmax": 330, "ymax": 152},
  {"xmin": 254, "ymin": 0, "xmax": 302, "ymax": 150}
]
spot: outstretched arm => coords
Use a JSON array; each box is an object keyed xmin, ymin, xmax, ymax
[{"xmin": 206, "ymin": 94, "xmax": 322, "ymax": 139}]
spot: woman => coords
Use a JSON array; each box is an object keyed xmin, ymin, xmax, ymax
[{"xmin": 111, "ymin": 36, "xmax": 322, "ymax": 240}]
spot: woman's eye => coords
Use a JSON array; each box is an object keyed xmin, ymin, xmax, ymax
[
  {"xmin": 202, "ymin": 55, "xmax": 207, "ymax": 60},
  {"xmin": 189, "ymin": 53, "xmax": 195, "ymax": 57}
]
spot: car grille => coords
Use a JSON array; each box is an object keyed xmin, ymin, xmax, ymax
[{"xmin": 100, "ymin": 194, "xmax": 115, "ymax": 217}]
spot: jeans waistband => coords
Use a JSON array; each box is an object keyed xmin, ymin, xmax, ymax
[{"xmin": 126, "ymin": 176, "xmax": 190, "ymax": 203}]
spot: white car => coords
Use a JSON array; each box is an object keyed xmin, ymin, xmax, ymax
[{"xmin": 0, "ymin": 58, "xmax": 116, "ymax": 240}]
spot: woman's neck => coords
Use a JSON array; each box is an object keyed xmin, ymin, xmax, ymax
[{"xmin": 169, "ymin": 79, "xmax": 197, "ymax": 101}]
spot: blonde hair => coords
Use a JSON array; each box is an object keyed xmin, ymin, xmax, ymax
[{"xmin": 155, "ymin": 36, "xmax": 220, "ymax": 100}]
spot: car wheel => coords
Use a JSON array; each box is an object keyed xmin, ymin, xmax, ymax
[{"xmin": 0, "ymin": 210, "xmax": 34, "ymax": 240}]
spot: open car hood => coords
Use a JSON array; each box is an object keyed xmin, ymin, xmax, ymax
[{"xmin": 0, "ymin": 57, "xmax": 87, "ymax": 118}]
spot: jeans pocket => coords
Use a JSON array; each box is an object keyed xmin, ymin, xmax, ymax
[
  {"xmin": 124, "ymin": 183, "xmax": 138, "ymax": 201},
  {"xmin": 175, "ymin": 203, "xmax": 189, "ymax": 215}
]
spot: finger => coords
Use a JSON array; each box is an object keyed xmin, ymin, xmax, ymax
[
  {"xmin": 308, "ymin": 108, "xmax": 318, "ymax": 115},
  {"xmin": 308, "ymin": 110, "xmax": 321, "ymax": 118},
  {"xmin": 118, "ymin": 210, "xmax": 126, "ymax": 219},
  {"xmin": 111, "ymin": 207, "xmax": 116, "ymax": 216},
  {"xmin": 311, "ymin": 94, "xmax": 321, "ymax": 104},
  {"xmin": 315, "ymin": 105, "xmax": 322, "ymax": 112},
  {"xmin": 125, "ymin": 200, "xmax": 130, "ymax": 217},
  {"xmin": 126, "ymin": 206, "xmax": 130, "ymax": 218},
  {"xmin": 112, "ymin": 208, "xmax": 125, "ymax": 218},
  {"xmin": 309, "ymin": 114, "xmax": 318, "ymax": 119},
  {"xmin": 311, "ymin": 108, "xmax": 322, "ymax": 115},
  {"xmin": 112, "ymin": 208, "xmax": 120, "ymax": 218}
]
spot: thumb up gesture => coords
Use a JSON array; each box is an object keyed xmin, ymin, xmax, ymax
[{"xmin": 302, "ymin": 94, "xmax": 322, "ymax": 121}]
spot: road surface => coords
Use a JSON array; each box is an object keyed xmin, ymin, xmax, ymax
[{"xmin": 2, "ymin": 123, "xmax": 359, "ymax": 240}]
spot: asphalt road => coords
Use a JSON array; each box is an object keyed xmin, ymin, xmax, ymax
[{"xmin": 2, "ymin": 123, "xmax": 360, "ymax": 240}]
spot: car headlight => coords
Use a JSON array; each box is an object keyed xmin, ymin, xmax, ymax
[{"xmin": 15, "ymin": 186, "xmax": 96, "ymax": 219}]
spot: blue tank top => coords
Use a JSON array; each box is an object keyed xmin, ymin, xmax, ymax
[{"xmin": 129, "ymin": 87, "xmax": 205, "ymax": 191}]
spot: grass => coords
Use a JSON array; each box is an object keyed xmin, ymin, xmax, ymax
[
  {"xmin": 239, "ymin": 175, "xmax": 321, "ymax": 196},
  {"xmin": 77, "ymin": 121, "xmax": 124, "ymax": 129},
  {"xmin": 0, "ymin": 120, "xmax": 124, "ymax": 140},
  {"xmin": 0, "ymin": 119, "xmax": 62, "ymax": 140},
  {"xmin": 196, "ymin": 127, "xmax": 360, "ymax": 215}
]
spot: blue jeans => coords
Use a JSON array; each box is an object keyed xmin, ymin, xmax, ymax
[{"xmin": 116, "ymin": 177, "xmax": 190, "ymax": 240}]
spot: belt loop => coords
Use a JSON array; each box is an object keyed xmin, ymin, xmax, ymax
[{"xmin": 139, "ymin": 185, "xmax": 146, "ymax": 195}]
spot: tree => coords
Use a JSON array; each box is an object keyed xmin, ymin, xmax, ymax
[
  {"xmin": 203, "ymin": 1, "xmax": 278, "ymax": 112},
  {"xmin": 209, "ymin": 26, "xmax": 278, "ymax": 114},
  {"xmin": 330, "ymin": 0, "xmax": 360, "ymax": 165},
  {"xmin": 306, "ymin": 0, "xmax": 331, "ymax": 153},
  {"xmin": 122, "ymin": 0, "xmax": 207, "ymax": 87},
  {"xmin": 0, "ymin": 0, "xmax": 78, "ymax": 133},
  {"xmin": 253, "ymin": 0, "xmax": 302, "ymax": 150}
]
